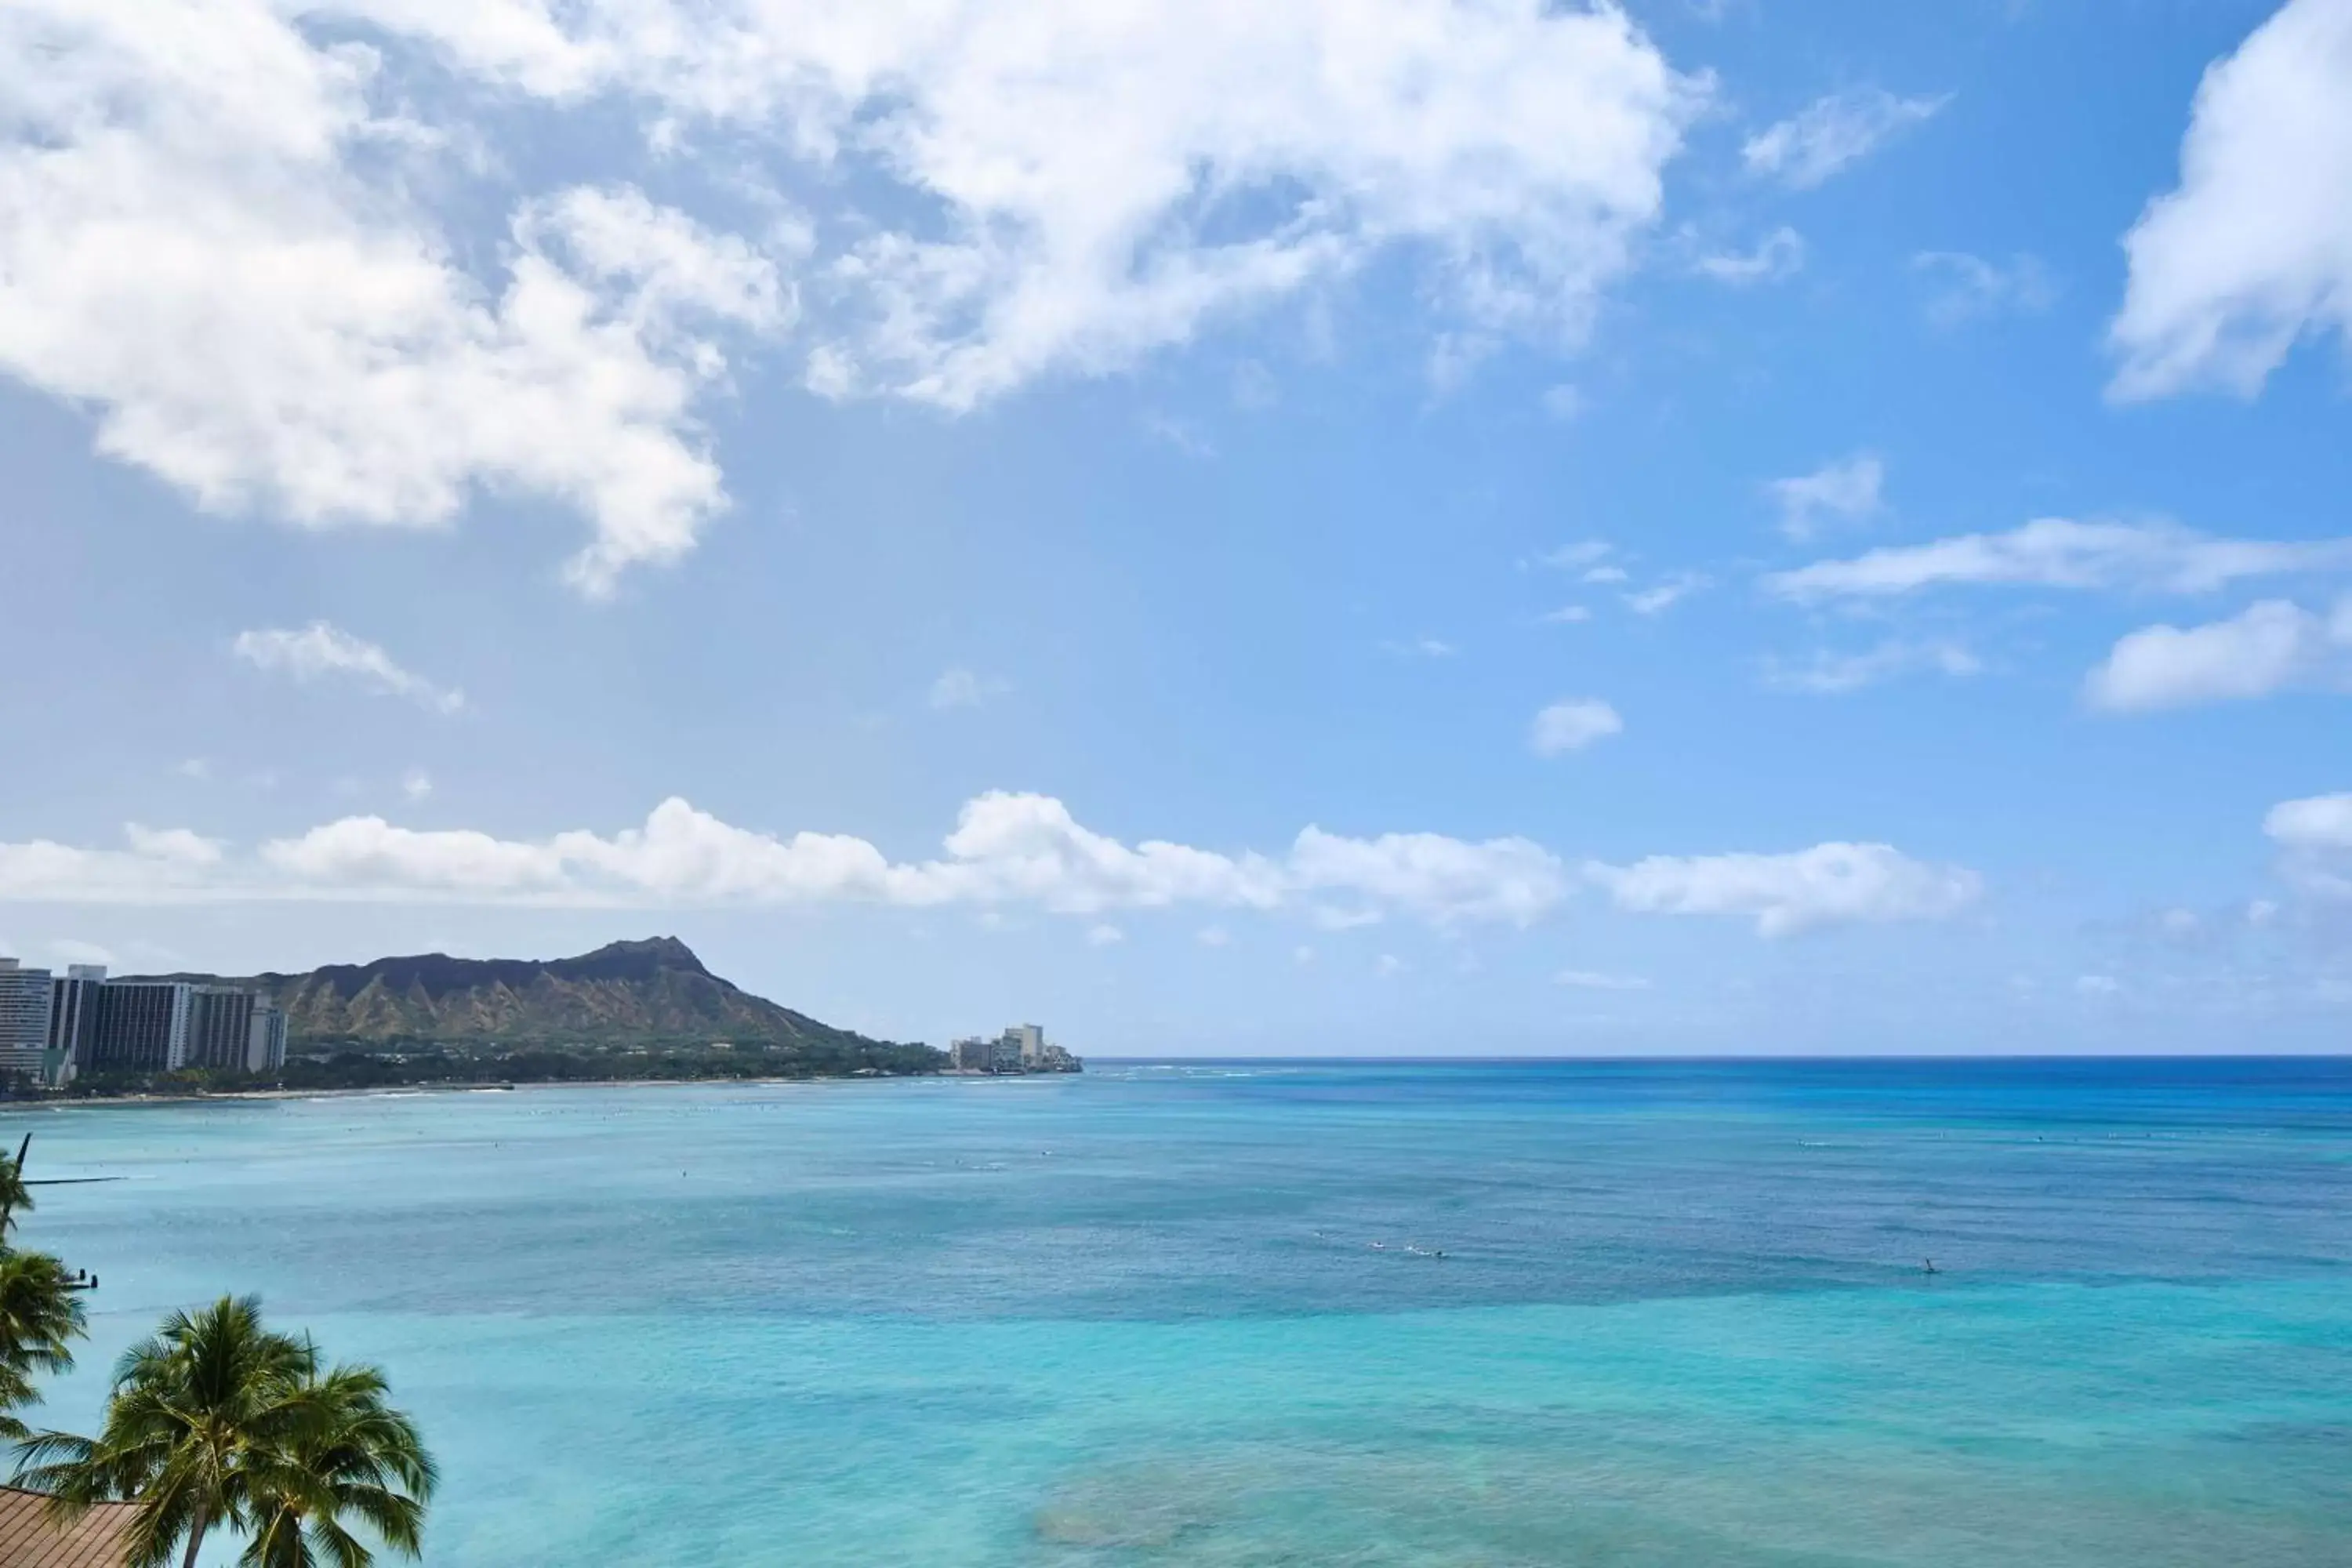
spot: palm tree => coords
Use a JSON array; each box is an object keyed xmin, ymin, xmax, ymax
[
  {"xmin": 0, "ymin": 1249, "xmax": 85, "ymax": 1441},
  {"xmin": 0, "ymin": 1141, "xmax": 35, "ymax": 1242},
  {"xmin": 239, "ymin": 1365, "xmax": 435, "ymax": 1568},
  {"xmin": 17, "ymin": 1295, "xmax": 433, "ymax": 1568}
]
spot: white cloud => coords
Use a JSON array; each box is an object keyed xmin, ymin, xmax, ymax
[
  {"xmin": 1764, "ymin": 639, "xmax": 1980, "ymax": 695},
  {"xmin": 1290, "ymin": 826, "xmax": 1569, "ymax": 925},
  {"xmin": 1541, "ymin": 383, "xmax": 1587, "ymax": 421},
  {"xmin": 1742, "ymin": 88, "xmax": 1947, "ymax": 189},
  {"xmin": 1913, "ymin": 251, "xmax": 2054, "ymax": 328},
  {"xmin": 0, "ymin": 825, "xmax": 228, "ymax": 902},
  {"xmin": 1375, "ymin": 953, "xmax": 1406, "ymax": 978},
  {"xmin": 2, "ymin": 0, "xmax": 1704, "ymax": 583},
  {"xmin": 1383, "ymin": 637, "xmax": 1458, "ymax": 659},
  {"xmin": 0, "ymin": 0, "xmax": 790, "ymax": 594},
  {"xmin": 1693, "ymin": 226, "xmax": 1805, "ymax": 285},
  {"xmin": 1590, "ymin": 843, "xmax": 1981, "ymax": 937},
  {"xmin": 2267, "ymin": 790, "xmax": 2352, "ymax": 899},
  {"xmin": 0, "ymin": 792, "xmax": 1572, "ymax": 926},
  {"xmin": 1086, "ymin": 923, "xmax": 1124, "ymax": 946},
  {"xmin": 1766, "ymin": 518, "xmax": 2352, "ymax": 601},
  {"xmin": 2110, "ymin": 0, "xmax": 2352, "ymax": 399},
  {"xmin": 1195, "ymin": 924, "xmax": 1232, "ymax": 948},
  {"xmin": 1530, "ymin": 699, "xmax": 1624, "ymax": 756},
  {"xmin": 1555, "ymin": 969, "xmax": 1650, "ymax": 990},
  {"xmin": 2075, "ymin": 974, "xmax": 2122, "ymax": 997},
  {"xmin": 122, "ymin": 825, "xmax": 223, "ymax": 865},
  {"xmin": 928, "ymin": 669, "xmax": 1010, "ymax": 710},
  {"xmin": 232, "ymin": 622, "xmax": 466, "ymax": 713},
  {"xmin": 1583, "ymin": 565, "xmax": 1630, "ymax": 585},
  {"xmin": 1541, "ymin": 541, "xmax": 1613, "ymax": 571},
  {"xmin": 401, "ymin": 769, "xmax": 434, "ymax": 800},
  {"xmin": 2, "ymin": 793, "xmax": 1986, "ymax": 948},
  {"xmin": 1769, "ymin": 453, "xmax": 1884, "ymax": 542},
  {"xmin": 2085, "ymin": 598, "xmax": 2352, "ymax": 711},
  {"xmin": 172, "ymin": 759, "xmax": 212, "ymax": 782},
  {"xmin": 1623, "ymin": 572, "xmax": 1708, "ymax": 615},
  {"xmin": 1543, "ymin": 605, "xmax": 1593, "ymax": 625},
  {"xmin": 756, "ymin": 2, "xmax": 1707, "ymax": 408},
  {"xmin": 2265, "ymin": 793, "xmax": 2352, "ymax": 851}
]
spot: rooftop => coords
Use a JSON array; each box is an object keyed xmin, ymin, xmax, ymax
[{"xmin": 0, "ymin": 1488, "xmax": 136, "ymax": 1568}]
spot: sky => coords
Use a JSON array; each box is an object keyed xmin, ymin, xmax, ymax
[{"xmin": 4, "ymin": 0, "xmax": 2352, "ymax": 1055}]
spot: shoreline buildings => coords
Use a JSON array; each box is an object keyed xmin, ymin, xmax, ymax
[
  {"xmin": 0, "ymin": 960, "xmax": 287, "ymax": 1087},
  {"xmin": 949, "ymin": 1022, "xmax": 1081, "ymax": 1075}
]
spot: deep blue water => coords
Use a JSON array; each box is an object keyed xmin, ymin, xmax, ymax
[{"xmin": 5, "ymin": 1058, "xmax": 2350, "ymax": 1565}]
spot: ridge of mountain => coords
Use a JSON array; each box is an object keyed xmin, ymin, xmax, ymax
[{"xmin": 127, "ymin": 937, "xmax": 896, "ymax": 1051}]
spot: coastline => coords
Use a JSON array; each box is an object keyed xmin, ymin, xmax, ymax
[
  {"xmin": 2, "ymin": 1075, "xmax": 928, "ymax": 1110},
  {"xmin": 0, "ymin": 1069, "xmax": 1098, "ymax": 1111}
]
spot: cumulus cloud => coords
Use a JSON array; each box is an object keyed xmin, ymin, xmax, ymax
[
  {"xmin": 1588, "ymin": 843, "xmax": 1981, "ymax": 936},
  {"xmin": 364, "ymin": 0, "xmax": 1704, "ymax": 409},
  {"xmin": 1742, "ymin": 87, "xmax": 1947, "ymax": 189},
  {"xmin": 0, "ymin": 793, "xmax": 1978, "ymax": 944},
  {"xmin": 0, "ymin": 825, "xmax": 228, "ymax": 902},
  {"xmin": 2110, "ymin": 0, "xmax": 2352, "ymax": 399},
  {"xmin": 1766, "ymin": 518, "xmax": 2352, "ymax": 601},
  {"xmin": 232, "ymin": 623, "xmax": 466, "ymax": 713},
  {"xmin": 1764, "ymin": 640, "xmax": 1980, "ymax": 695},
  {"xmin": 2, "ymin": 0, "xmax": 1704, "ymax": 579},
  {"xmin": 0, "ymin": 793, "xmax": 1563, "ymax": 926},
  {"xmin": 1290, "ymin": 826, "xmax": 1569, "ymax": 925},
  {"xmin": 0, "ymin": 2, "xmax": 792, "ymax": 593},
  {"xmin": 1769, "ymin": 453, "xmax": 1884, "ymax": 542},
  {"xmin": 2085, "ymin": 598, "xmax": 2352, "ymax": 711},
  {"xmin": 768, "ymin": 2, "xmax": 1707, "ymax": 407},
  {"xmin": 1693, "ymin": 226, "xmax": 1805, "ymax": 285},
  {"xmin": 1530, "ymin": 699, "xmax": 1624, "ymax": 756},
  {"xmin": 2267, "ymin": 792, "xmax": 2352, "ymax": 851}
]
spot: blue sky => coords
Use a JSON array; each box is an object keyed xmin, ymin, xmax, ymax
[{"xmin": 5, "ymin": 0, "xmax": 2351, "ymax": 1054}]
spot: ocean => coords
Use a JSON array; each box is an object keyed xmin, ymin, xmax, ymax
[{"xmin": 5, "ymin": 1058, "xmax": 2349, "ymax": 1566}]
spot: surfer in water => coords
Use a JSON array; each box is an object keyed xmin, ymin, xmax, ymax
[{"xmin": 1922, "ymin": 1258, "xmax": 1940, "ymax": 1276}]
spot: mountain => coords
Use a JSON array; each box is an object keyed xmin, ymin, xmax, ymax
[{"xmin": 133, "ymin": 937, "xmax": 903, "ymax": 1052}]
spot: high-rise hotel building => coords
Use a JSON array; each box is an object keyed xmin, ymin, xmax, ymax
[
  {"xmin": 89, "ymin": 979, "xmax": 194, "ymax": 1072},
  {"xmin": 0, "ymin": 960, "xmax": 53, "ymax": 1082},
  {"xmin": 45, "ymin": 964, "xmax": 105, "ymax": 1085},
  {"xmin": 0, "ymin": 960, "xmax": 288, "ymax": 1086}
]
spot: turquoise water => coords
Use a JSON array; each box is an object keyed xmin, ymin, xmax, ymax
[{"xmin": 5, "ymin": 1059, "xmax": 2350, "ymax": 1566}]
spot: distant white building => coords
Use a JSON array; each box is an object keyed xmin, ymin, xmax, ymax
[{"xmin": 1007, "ymin": 1023, "xmax": 1045, "ymax": 1065}]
